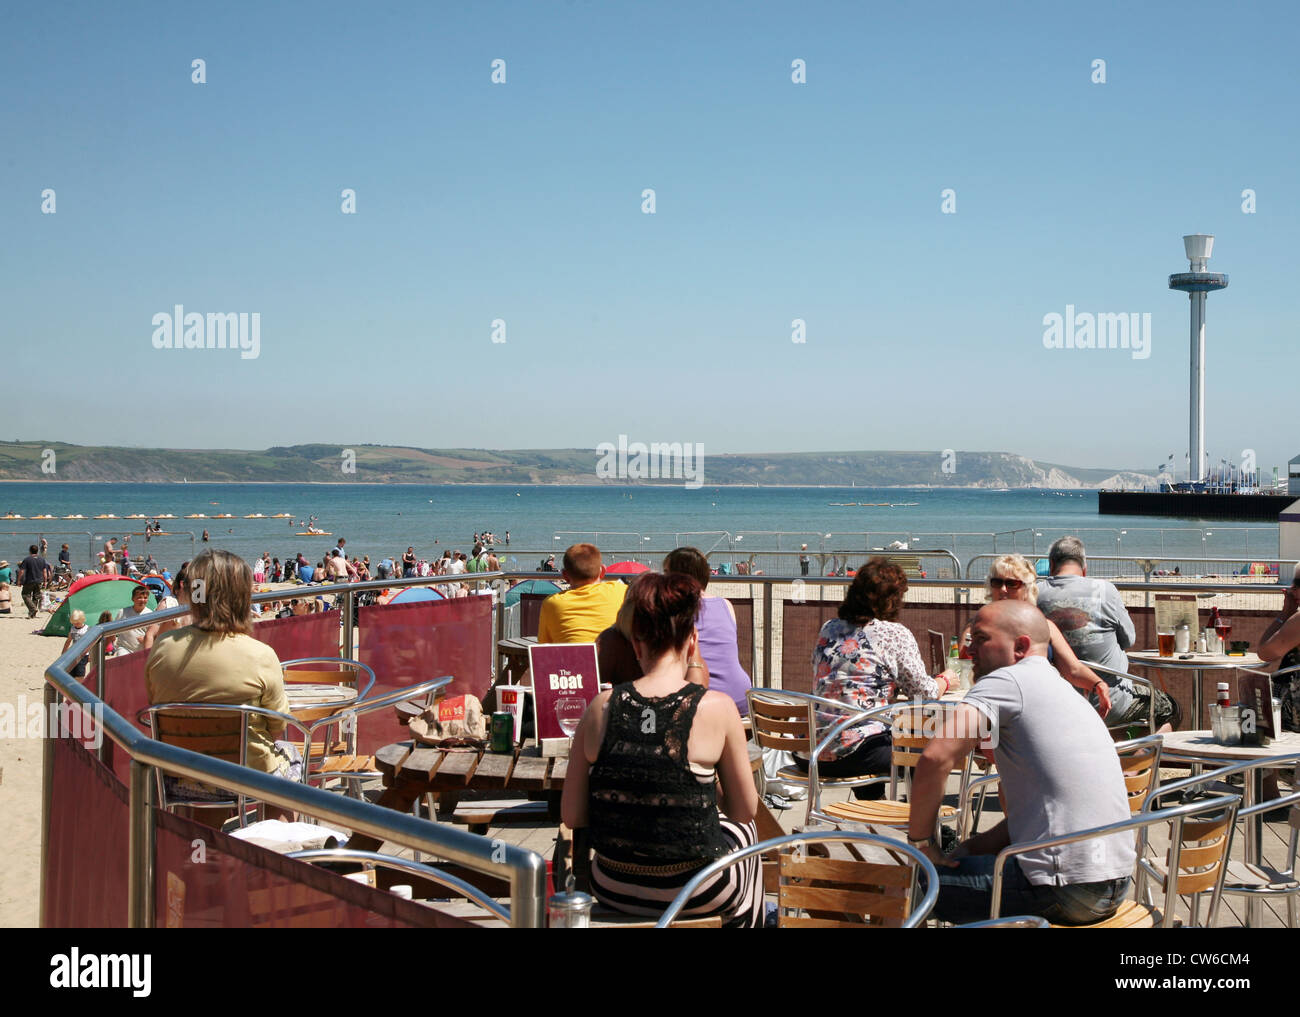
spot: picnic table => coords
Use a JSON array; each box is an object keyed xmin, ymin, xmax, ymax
[{"xmin": 497, "ymin": 635, "xmax": 537, "ymax": 684}]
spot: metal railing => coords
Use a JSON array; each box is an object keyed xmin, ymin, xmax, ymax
[
  {"xmin": 702, "ymin": 548, "xmax": 964, "ymax": 581},
  {"xmin": 42, "ymin": 576, "xmax": 548, "ymax": 929},
  {"xmin": 965, "ymin": 553, "xmax": 1297, "ymax": 585}
]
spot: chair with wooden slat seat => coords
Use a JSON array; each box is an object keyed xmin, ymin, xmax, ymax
[
  {"xmin": 1086, "ymin": 663, "xmax": 1164, "ymax": 737},
  {"xmin": 140, "ymin": 702, "xmax": 310, "ymax": 827},
  {"xmin": 985, "ymin": 794, "xmax": 1240, "ymax": 928},
  {"xmin": 1114, "ymin": 734, "xmax": 1164, "ymax": 814},
  {"xmin": 822, "ymin": 703, "xmax": 970, "ymax": 835},
  {"xmin": 957, "ymin": 733, "xmax": 1163, "ymax": 842},
  {"xmin": 286, "ymin": 847, "xmax": 511, "ymax": 924},
  {"xmin": 747, "ymin": 690, "xmax": 893, "ymax": 826},
  {"xmin": 954, "ymin": 915, "xmax": 1049, "ymax": 928},
  {"xmin": 778, "ymin": 844, "xmax": 917, "ymax": 927},
  {"xmin": 303, "ymin": 674, "xmax": 454, "ymax": 795},
  {"xmin": 653, "ymin": 830, "xmax": 939, "ymax": 928},
  {"xmin": 1143, "ymin": 754, "xmax": 1300, "ymax": 928}
]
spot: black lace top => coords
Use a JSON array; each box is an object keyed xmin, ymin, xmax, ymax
[{"xmin": 587, "ymin": 684, "xmax": 731, "ymax": 864}]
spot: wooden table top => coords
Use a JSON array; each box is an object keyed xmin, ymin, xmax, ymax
[
  {"xmin": 376, "ymin": 737, "xmax": 765, "ymax": 792},
  {"xmin": 376, "ymin": 739, "xmax": 571, "ymax": 792}
]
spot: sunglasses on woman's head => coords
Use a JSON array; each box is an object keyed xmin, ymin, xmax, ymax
[{"xmin": 988, "ymin": 577, "xmax": 1025, "ymax": 590}]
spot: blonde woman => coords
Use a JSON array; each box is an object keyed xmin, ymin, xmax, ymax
[
  {"xmin": 145, "ymin": 549, "xmax": 296, "ymax": 778},
  {"xmin": 982, "ymin": 554, "xmax": 1111, "ymax": 718}
]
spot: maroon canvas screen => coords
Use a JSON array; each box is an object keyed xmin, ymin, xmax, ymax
[
  {"xmin": 99, "ymin": 650, "xmax": 152, "ymax": 784},
  {"xmin": 254, "ymin": 609, "xmax": 342, "ymax": 664},
  {"xmin": 43, "ymin": 735, "xmax": 129, "ymax": 927},
  {"xmin": 153, "ymin": 810, "xmax": 476, "ymax": 928},
  {"xmin": 357, "ymin": 595, "xmax": 492, "ymax": 754}
]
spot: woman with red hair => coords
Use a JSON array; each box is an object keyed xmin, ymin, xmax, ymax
[{"xmin": 561, "ymin": 572, "xmax": 762, "ymax": 927}]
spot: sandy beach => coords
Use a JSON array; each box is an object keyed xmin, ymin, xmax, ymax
[{"xmin": 0, "ymin": 609, "xmax": 60, "ymax": 927}]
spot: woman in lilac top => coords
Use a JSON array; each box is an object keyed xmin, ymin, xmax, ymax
[{"xmin": 663, "ymin": 548, "xmax": 752, "ymax": 714}]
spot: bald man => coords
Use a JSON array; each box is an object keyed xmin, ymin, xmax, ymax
[{"xmin": 908, "ymin": 599, "xmax": 1135, "ymax": 925}]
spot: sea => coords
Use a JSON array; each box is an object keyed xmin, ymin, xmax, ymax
[{"xmin": 0, "ymin": 483, "xmax": 1280, "ymax": 574}]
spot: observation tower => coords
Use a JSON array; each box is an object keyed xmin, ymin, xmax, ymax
[{"xmin": 1168, "ymin": 234, "xmax": 1229, "ymax": 485}]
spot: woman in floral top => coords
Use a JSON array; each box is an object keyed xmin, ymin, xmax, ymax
[{"xmin": 796, "ymin": 557, "xmax": 947, "ymax": 799}]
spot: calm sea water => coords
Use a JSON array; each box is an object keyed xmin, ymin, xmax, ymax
[{"xmin": 0, "ymin": 483, "xmax": 1278, "ymax": 573}]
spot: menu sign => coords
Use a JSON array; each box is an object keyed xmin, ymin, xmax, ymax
[
  {"xmin": 1154, "ymin": 595, "xmax": 1199, "ymax": 644},
  {"xmin": 1240, "ymin": 673, "xmax": 1276, "ymax": 745},
  {"xmin": 528, "ymin": 643, "xmax": 601, "ymax": 756}
]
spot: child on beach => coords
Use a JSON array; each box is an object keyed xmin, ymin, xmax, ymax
[
  {"xmin": 0, "ymin": 581, "xmax": 10, "ymax": 615},
  {"xmin": 97, "ymin": 610, "xmax": 116, "ymax": 656},
  {"xmin": 61, "ymin": 609, "xmax": 91, "ymax": 678}
]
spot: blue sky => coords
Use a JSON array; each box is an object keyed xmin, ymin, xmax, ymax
[{"xmin": 3, "ymin": 1, "xmax": 1297, "ymax": 477}]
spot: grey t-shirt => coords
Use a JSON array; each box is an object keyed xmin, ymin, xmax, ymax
[
  {"xmin": 1037, "ymin": 574, "xmax": 1135, "ymax": 675},
  {"xmin": 963, "ymin": 654, "xmax": 1135, "ymax": 886}
]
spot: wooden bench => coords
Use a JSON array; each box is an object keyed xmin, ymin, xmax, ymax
[
  {"xmin": 452, "ymin": 798, "xmax": 552, "ymax": 835},
  {"xmin": 882, "ymin": 554, "xmax": 926, "ymax": 579}
]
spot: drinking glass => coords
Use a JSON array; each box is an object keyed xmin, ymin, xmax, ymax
[
  {"xmin": 1215, "ymin": 624, "xmax": 1231, "ymax": 654},
  {"xmin": 1157, "ymin": 631, "xmax": 1175, "ymax": 657},
  {"xmin": 555, "ymin": 697, "xmax": 586, "ymax": 744}
]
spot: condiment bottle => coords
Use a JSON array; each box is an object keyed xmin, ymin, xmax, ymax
[{"xmin": 1216, "ymin": 683, "xmax": 1231, "ymax": 708}]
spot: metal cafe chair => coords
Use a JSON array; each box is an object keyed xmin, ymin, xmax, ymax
[
  {"xmin": 139, "ymin": 702, "xmax": 310, "ymax": 827},
  {"xmin": 957, "ymin": 733, "xmax": 1162, "ymax": 841},
  {"xmin": 653, "ymin": 830, "xmax": 940, "ymax": 928},
  {"xmin": 287, "ymin": 848, "xmax": 510, "ymax": 924},
  {"xmin": 747, "ymin": 689, "xmax": 894, "ymax": 825},
  {"xmin": 986, "ymin": 795, "xmax": 1240, "ymax": 928},
  {"xmin": 821, "ymin": 701, "xmax": 972, "ymax": 836},
  {"xmin": 1087, "ymin": 663, "xmax": 1164, "ymax": 736},
  {"xmin": 1146, "ymin": 754, "xmax": 1300, "ymax": 928},
  {"xmin": 297, "ymin": 675, "xmax": 454, "ymax": 797}
]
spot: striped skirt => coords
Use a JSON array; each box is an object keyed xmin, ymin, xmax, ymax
[{"xmin": 591, "ymin": 818, "xmax": 764, "ymax": 928}]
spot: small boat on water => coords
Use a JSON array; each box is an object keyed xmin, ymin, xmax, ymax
[{"xmin": 296, "ymin": 531, "xmax": 333, "ymax": 536}]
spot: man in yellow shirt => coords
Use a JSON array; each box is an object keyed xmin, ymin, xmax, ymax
[{"xmin": 537, "ymin": 543, "xmax": 626, "ymax": 644}]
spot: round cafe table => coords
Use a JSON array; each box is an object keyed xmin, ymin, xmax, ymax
[
  {"xmin": 1157, "ymin": 729, "xmax": 1300, "ymax": 928},
  {"xmin": 1127, "ymin": 650, "xmax": 1261, "ymax": 730},
  {"xmin": 285, "ymin": 682, "xmax": 360, "ymax": 723}
]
